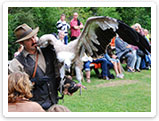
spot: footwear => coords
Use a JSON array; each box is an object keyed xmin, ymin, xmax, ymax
[
  {"xmin": 147, "ymin": 66, "xmax": 151, "ymax": 70},
  {"xmin": 116, "ymin": 74, "xmax": 123, "ymax": 79},
  {"xmin": 86, "ymin": 78, "xmax": 91, "ymax": 83},
  {"xmin": 136, "ymin": 69, "xmax": 141, "ymax": 72},
  {"xmin": 97, "ymin": 74, "xmax": 102, "ymax": 79},
  {"xmin": 127, "ymin": 68, "xmax": 135, "ymax": 72},
  {"xmin": 108, "ymin": 74, "xmax": 115, "ymax": 79},
  {"xmin": 120, "ymin": 73, "xmax": 124, "ymax": 77},
  {"xmin": 120, "ymin": 73, "xmax": 124, "ymax": 78},
  {"xmin": 103, "ymin": 76, "xmax": 110, "ymax": 80}
]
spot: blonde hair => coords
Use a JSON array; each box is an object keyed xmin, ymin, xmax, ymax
[{"xmin": 8, "ymin": 71, "xmax": 32, "ymax": 103}]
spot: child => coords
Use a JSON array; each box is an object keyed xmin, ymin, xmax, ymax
[{"xmin": 104, "ymin": 45, "xmax": 124, "ymax": 79}]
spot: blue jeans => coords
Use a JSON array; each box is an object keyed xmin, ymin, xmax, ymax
[
  {"xmin": 141, "ymin": 54, "xmax": 151, "ymax": 69},
  {"xmin": 93, "ymin": 58, "xmax": 113, "ymax": 77},
  {"xmin": 84, "ymin": 61, "xmax": 91, "ymax": 71},
  {"xmin": 84, "ymin": 58, "xmax": 113, "ymax": 77},
  {"xmin": 125, "ymin": 52, "xmax": 136, "ymax": 69},
  {"xmin": 136, "ymin": 55, "xmax": 142, "ymax": 70},
  {"xmin": 145, "ymin": 54, "xmax": 151, "ymax": 65},
  {"xmin": 64, "ymin": 36, "xmax": 68, "ymax": 45},
  {"xmin": 133, "ymin": 50, "xmax": 141, "ymax": 70}
]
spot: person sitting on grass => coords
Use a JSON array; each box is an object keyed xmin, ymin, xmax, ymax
[
  {"xmin": 82, "ymin": 53, "xmax": 114, "ymax": 83},
  {"xmin": 115, "ymin": 36, "xmax": 136, "ymax": 72},
  {"xmin": 104, "ymin": 45, "xmax": 124, "ymax": 79},
  {"xmin": 8, "ymin": 71, "xmax": 45, "ymax": 112}
]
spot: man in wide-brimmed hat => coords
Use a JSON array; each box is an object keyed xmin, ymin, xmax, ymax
[{"xmin": 8, "ymin": 23, "xmax": 61, "ymax": 110}]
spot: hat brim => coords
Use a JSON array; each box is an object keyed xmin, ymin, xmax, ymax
[{"xmin": 15, "ymin": 27, "xmax": 39, "ymax": 43}]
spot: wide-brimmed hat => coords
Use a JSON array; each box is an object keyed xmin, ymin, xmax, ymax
[{"xmin": 14, "ymin": 23, "xmax": 39, "ymax": 43}]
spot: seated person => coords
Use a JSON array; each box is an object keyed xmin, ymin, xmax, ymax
[
  {"xmin": 131, "ymin": 45, "xmax": 143, "ymax": 72},
  {"xmin": 140, "ymin": 54, "xmax": 151, "ymax": 70},
  {"xmin": 8, "ymin": 71, "xmax": 45, "ymax": 112},
  {"xmin": 104, "ymin": 45, "xmax": 124, "ymax": 78},
  {"xmin": 115, "ymin": 37, "xmax": 136, "ymax": 72},
  {"xmin": 82, "ymin": 53, "xmax": 113, "ymax": 82},
  {"xmin": 82, "ymin": 53, "xmax": 93, "ymax": 83}
]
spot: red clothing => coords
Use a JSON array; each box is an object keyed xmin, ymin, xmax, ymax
[{"xmin": 70, "ymin": 18, "xmax": 83, "ymax": 37}]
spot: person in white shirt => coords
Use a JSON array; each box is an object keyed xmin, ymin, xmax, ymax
[{"xmin": 56, "ymin": 14, "xmax": 70, "ymax": 45}]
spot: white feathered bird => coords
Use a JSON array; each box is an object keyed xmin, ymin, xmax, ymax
[{"xmin": 39, "ymin": 16, "xmax": 151, "ymax": 85}]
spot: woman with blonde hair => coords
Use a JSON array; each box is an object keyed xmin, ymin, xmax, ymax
[{"xmin": 8, "ymin": 71, "xmax": 45, "ymax": 112}]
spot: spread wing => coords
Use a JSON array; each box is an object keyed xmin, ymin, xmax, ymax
[{"xmin": 74, "ymin": 16, "xmax": 151, "ymax": 59}]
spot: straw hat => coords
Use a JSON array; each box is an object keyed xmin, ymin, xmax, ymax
[{"xmin": 14, "ymin": 23, "xmax": 39, "ymax": 43}]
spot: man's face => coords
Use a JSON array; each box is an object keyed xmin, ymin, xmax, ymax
[
  {"xmin": 22, "ymin": 35, "xmax": 38, "ymax": 52},
  {"xmin": 73, "ymin": 13, "xmax": 78, "ymax": 19},
  {"xmin": 61, "ymin": 15, "xmax": 65, "ymax": 21}
]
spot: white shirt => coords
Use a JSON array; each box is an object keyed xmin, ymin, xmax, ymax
[{"xmin": 56, "ymin": 19, "xmax": 70, "ymax": 36}]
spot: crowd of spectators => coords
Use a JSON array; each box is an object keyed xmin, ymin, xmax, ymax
[{"xmin": 81, "ymin": 22, "xmax": 151, "ymax": 83}]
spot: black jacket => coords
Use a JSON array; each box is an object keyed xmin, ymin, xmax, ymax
[{"xmin": 16, "ymin": 44, "xmax": 61, "ymax": 110}]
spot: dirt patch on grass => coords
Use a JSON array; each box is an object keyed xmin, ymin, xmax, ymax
[{"xmin": 96, "ymin": 80, "xmax": 138, "ymax": 88}]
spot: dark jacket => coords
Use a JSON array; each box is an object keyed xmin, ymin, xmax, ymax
[{"xmin": 16, "ymin": 44, "xmax": 61, "ymax": 110}]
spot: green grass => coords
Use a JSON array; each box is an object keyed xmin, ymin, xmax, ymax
[{"xmin": 59, "ymin": 68, "xmax": 151, "ymax": 112}]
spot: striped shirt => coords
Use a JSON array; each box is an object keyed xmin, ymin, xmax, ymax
[{"xmin": 56, "ymin": 19, "xmax": 70, "ymax": 36}]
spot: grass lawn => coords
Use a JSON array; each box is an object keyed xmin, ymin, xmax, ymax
[{"xmin": 59, "ymin": 68, "xmax": 151, "ymax": 112}]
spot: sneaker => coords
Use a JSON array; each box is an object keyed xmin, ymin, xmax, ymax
[
  {"xmin": 127, "ymin": 68, "xmax": 135, "ymax": 72},
  {"xmin": 136, "ymin": 69, "xmax": 141, "ymax": 72},
  {"xmin": 103, "ymin": 76, "xmax": 110, "ymax": 80},
  {"xmin": 108, "ymin": 74, "xmax": 115, "ymax": 79},
  {"xmin": 117, "ymin": 74, "xmax": 123, "ymax": 79},
  {"xmin": 86, "ymin": 78, "xmax": 91, "ymax": 83},
  {"xmin": 120, "ymin": 73, "xmax": 124, "ymax": 78}
]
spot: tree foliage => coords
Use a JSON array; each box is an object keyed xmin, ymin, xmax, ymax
[{"xmin": 8, "ymin": 7, "xmax": 151, "ymax": 60}]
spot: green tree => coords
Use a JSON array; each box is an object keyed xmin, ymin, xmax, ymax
[
  {"xmin": 96, "ymin": 7, "xmax": 121, "ymax": 19},
  {"xmin": 8, "ymin": 7, "xmax": 151, "ymax": 60},
  {"xmin": 116, "ymin": 7, "xmax": 151, "ymax": 30}
]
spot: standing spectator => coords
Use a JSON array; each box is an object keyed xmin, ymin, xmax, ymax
[
  {"xmin": 56, "ymin": 14, "xmax": 70, "ymax": 45},
  {"xmin": 70, "ymin": 12, "xmax": 83, "ymax": 41},
  {"xmin": 115, "ymin": 37, "xmax": 136, "ymax": 72}
]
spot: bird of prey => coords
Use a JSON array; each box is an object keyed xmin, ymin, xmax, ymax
[{"xmin": 38, "ymin": 16, "xmax": 151, "ymax": 90}]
